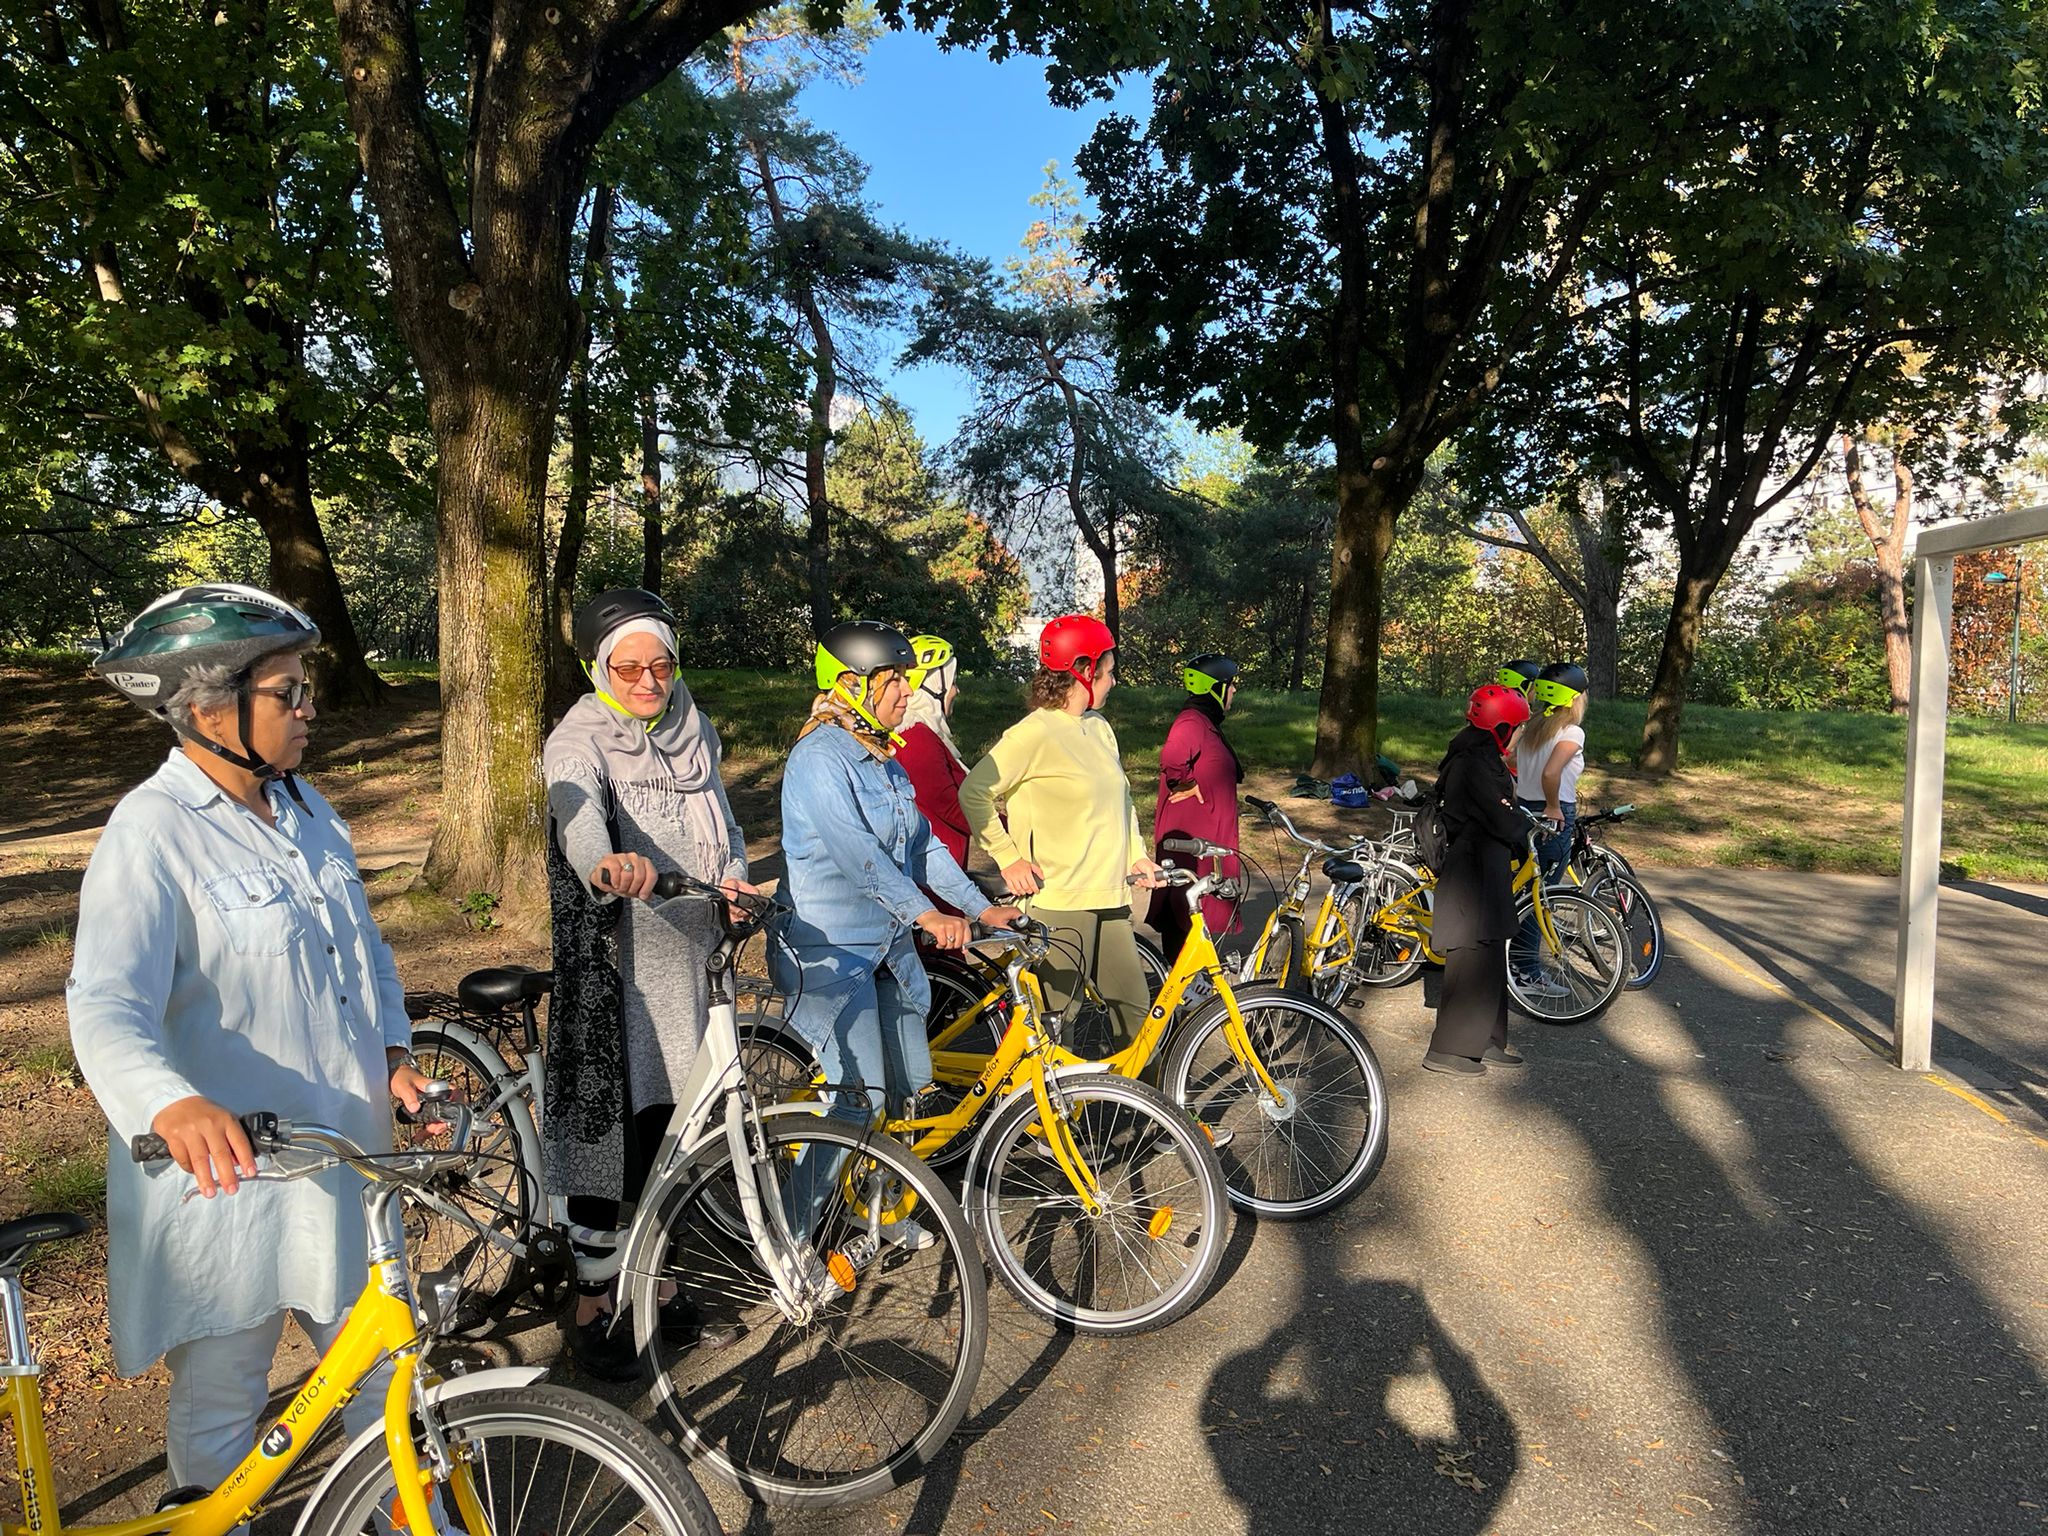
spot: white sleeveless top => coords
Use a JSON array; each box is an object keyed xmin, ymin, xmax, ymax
[{"xmin": 1515, "ymin": 724, "xmax": 1586, "ymax": 804}]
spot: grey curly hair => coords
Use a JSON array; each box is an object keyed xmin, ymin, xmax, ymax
[{"xmin": 163, "ymin": 651, "xmax": 300, "ymax": 732}]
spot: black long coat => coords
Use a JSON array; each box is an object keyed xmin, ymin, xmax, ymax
[{"xmin": 1431, "ymin": 725, "xmax": 1531, "ymax": 951}]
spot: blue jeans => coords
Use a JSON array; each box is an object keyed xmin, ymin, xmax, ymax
[
  {"xmin": 781, "ymin": 962, "xmax": 929, "ymax": 1236},
  {"xmin": 1511, "ymin": 799, "xmax": 1575, "ymax": 971}
]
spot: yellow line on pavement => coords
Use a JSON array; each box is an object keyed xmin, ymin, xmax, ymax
[
  {"xmin": 1673, "ymin": 930, "xmax": 1889, "ymax": 1058},
  {"xmin": 1673, "ymin": 928, "xmax": 2048, "ymax": 1151}
]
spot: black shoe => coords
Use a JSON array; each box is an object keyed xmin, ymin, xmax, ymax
[
  {"xmin": 561, "ymin": 1308, "xmax": 639, "ymax": 1383},
  {"xmin": 1422, "ymin": 1050, "xmax": 1485, "ymax": 1076},
  {"xmin": 1482, "ymin": 1045, "xmax": 1526, "ymax": 1067},
  {"xmin": 157, "ymin": 1487, "xmax": 209, "ymax": 1512},
  {"xmin": 659, "ymin": 1291, "xmax": 741, "ymax": 1351}
]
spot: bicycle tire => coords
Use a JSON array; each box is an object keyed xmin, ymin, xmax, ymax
[
  {"xmin": 965, "ymin": 1073, "xmax": 1229, "ymax": 1337},
  {"xmin": 302, "ymin": 1383, "xmax": 719, "ymax": 1536},
  {"xmin": 1161, "ymin": 985, "xmax": 1389, "ymax": 1219},
  {"xmin": 626, "ymin": 1119, "xmax": 987, "ymax": 1510},
  {"xmin": 1343, "ymin": 866, "xmax": 1429, "ymax": 990},
  {"xmin": 1608, "ymin": 873, "xmax": 1665, "ymax": 989},
  {"xmin": 1508, "ymin": 888, "xmax": 1628, "ymax": 1024},
  {"xmin": 402, "ymin": 1022, "xmax": 541, "ymax": 1329}
]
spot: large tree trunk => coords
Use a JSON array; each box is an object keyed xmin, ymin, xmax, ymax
[
  {"xmin": 1314, "ymin": 459, "xmax": 1414, "ymax": 773},
  {"xmin": 1637, "ymin": 564, "xmax": 1722, "ymax": 775},
  {"xmin": 1842, "ymin": 432, "xmax": 1913, "ymax": 713},
  {"xmin": 239, "ymin": 430, "xmax": 384, "ymax": 709},
  {"xmin": 1569, "ymin": 485, "xmax": 1628, "ymax": 700},
  {"xmin": 640, "ymin": 396, "xmax": 663, "ymax": 593},
  {"xmin": 550, "ymin": 182, "xmax": 614, "ymax": 720}
]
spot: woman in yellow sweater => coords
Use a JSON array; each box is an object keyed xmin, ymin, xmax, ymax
[{"xmin": 960, "ymin": 615, "xmax": 1166, "ymax": 1055}]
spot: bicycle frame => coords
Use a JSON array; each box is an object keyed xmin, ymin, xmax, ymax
[
  {"xmin": 1358, "ymin": 836, "xmax": 1561, "ymax": 965},
  {"xmin": 4, "ymin": 1177, "xmax": 454, "ymax": 1536}
]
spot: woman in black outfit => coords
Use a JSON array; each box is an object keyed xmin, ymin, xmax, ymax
[{"xmin": 1426, "ymin": 684, "xmax": 1534, "ymax": 1075}]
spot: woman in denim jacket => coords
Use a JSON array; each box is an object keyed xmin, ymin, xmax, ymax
[{"xmin": 775, "ymin": 621, "xmax": 1017, "ymax": 1242}]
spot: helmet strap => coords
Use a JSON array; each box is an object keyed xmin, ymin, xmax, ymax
[
  {"xmin": 1072, "ymin": 657, "xmax": 1098, "ymax": 710},
  {"xmin": 171, "ymin": 680, "xmax": 282, "ymax": 782},
  {"xmin": 831, "ymin": 675, "xmax": 903, "ymax": 743}
]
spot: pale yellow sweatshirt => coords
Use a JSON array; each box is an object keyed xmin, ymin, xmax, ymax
[{"xmin": 960, "ymin": 708, "xmax": 1146, "ymax": 911}]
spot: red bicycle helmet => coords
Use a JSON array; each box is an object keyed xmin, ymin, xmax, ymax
[
  {"xmin": 1466, "ymin": 683, "xmax": 1531, "ymax": 756},
  {"xmin": 1038, "ymin": 614, "xmax": 1116, "ymax": 706}
]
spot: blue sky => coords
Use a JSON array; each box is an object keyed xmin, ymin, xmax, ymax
[{"xmin": 794, "ymin": 28, "xmax": 1150, "ymax": 447}]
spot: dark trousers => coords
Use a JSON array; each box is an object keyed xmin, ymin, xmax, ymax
[
  {"xmin": 1430, "ymin": 942, "xmax": 1509, "ymax": 1059},
  {"xmin": 567, "ymin": 1102, "xmax": 673, "ymax": 1295}
]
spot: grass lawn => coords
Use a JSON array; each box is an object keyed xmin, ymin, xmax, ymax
[{"xmin": 677, "ymin": 669, "xmax": 2048, "ymax": 884}]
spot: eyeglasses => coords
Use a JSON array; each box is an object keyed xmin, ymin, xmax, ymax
[
  {"xmin": 250, "ymin": 681, "xmax": 315, "ymax": 712},
  {"xmin": 609, "ymin": 659, "xmax": 677, "ymax": 684}
]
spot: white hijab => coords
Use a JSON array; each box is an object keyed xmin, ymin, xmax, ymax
[{"xmin": 903, "ymin": 656, "xmax": 961, "ymax": 760}]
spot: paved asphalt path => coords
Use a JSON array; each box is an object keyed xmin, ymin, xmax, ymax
[{"xmin": 50, "ymin": 869, "xmax": 2048, "ymax": 1536}]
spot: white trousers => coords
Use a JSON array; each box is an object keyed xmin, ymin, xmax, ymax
[{"xmin": 163, "ymin": 1310, "xmax": 390, "ymax": 1494}]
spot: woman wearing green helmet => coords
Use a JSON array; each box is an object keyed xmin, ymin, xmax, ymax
[
  {"xmin": 776, "ymin": 622, "xmax": 1019, "ymax": 1238},
  {"xmin": 1509, "ymin": 662, "xmax": 1589, "ymax": 995},
  {"xmin": 1149, "ymin": 652, "xmax": 1244, "ymax": 961},
  {"xmin": 895, "ymin": 634, "xmax": 973, "ymax": 904}
]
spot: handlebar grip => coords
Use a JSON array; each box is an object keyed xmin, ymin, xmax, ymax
[
  {"xmin": 652, "ymin": 872, "xmax": 688, "ymax": 899},
  {"xmin": 1244, "ymin": 796, "xmax": 1277, "ymax": 814},
  {"xmin": 394, "ymin": 1081, "xmax": 456, "ymax": 1125},
  {"xmin": 131, "ymin": 1110, "xmax": 281, "ymax": 1164},
  {"xmin": 1161, "ymin": 835, "xmax": 1206, "ymax": 856}
]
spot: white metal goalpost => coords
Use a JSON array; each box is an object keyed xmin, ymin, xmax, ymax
[{"xmin": 1893, "ymin": 502, "xmax": 2048, "ymax": 1071}]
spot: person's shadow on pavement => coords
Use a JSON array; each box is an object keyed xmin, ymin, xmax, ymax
[{"xmin": 1206, "ymin": 1271, "xmax": 1516, "ymax": 1535}]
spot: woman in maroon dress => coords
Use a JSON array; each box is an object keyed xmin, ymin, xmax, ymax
[
  {"xmin": 897, "ymin": 634, "xmax": 973, "ymax": 914},
  {"xmin": 1150, "ymin": 653, "xmax": 1244, "ymax": 960}
]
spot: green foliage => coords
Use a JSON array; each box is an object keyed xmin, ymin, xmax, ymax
[{"xmin": 456, "ymin": 891, "xmax": 502, "ymax": 932}]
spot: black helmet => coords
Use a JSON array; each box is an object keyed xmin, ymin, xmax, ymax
[
  {"xmin": 1529, "ymin": 661, "xmax": 1589, "ymax": 715},
  {"xmin": 1496, "ymin": 658, "xmax": 1542, "ymax": 693},
  {"xmin": 814, "ymin": 620, "xmax": 916, "ymax": 688},
  {"xmin": 573, "ymin": 588, "xmax": 677, "ymax": 662},
  {"xmin": 1183, "ymin": 652, "xmax": 1241, "ymax": 701}
]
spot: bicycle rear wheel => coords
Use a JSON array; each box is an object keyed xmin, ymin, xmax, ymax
[
  {"xmin": 303, "ymin": 1383, "xmax": 718, "ymax": 1536},
  {"xmin": 1509, "ymin": 889, "xmax": 1628, "ymax": 1023},
  {"xmin": 402, "ymin": 1020, "xmax": 540, "ymax": 1329},
  {"xmin": 1161, "ymin": 986, "xmax": 1388, "ymax": 1219},
  {"xmin": 627, "ymin": 1120, "xmax": 987, "ymax": 1510},
  {"xmin": 966, "ymin": 1074, "xmax": 1228, "ymax": 1336}
]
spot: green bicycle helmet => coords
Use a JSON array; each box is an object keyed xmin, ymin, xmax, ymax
[
  {"xmin": 1528, "ymin": 661, "xmax": 1589, "ymax": 715},
  {"xmin": 94, "ymin": 583, "xmax": 321, "ymax": 780},
  {"xmin": 1497, "ymin": 658, "xmax": 1542, "ymax": 694},
  {"xmin": 908, "ymin": 634, "xmax": 957, "ymax": 699},
  {"xmin": 1183, "ymin": 652, "xmax": 1241, "ymax": 704},
  {"xmin": 815, "ymin": 620, "xmax": 916, "ymax": 733}
]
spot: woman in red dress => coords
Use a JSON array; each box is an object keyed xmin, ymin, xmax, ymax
[
  {"xmin": 897, "ymin": 634, "xmax": 973, "ymax": 913},
  {"xmin": 1150, "ymin": 653, "xmax": 1244, "ymax": 960}
]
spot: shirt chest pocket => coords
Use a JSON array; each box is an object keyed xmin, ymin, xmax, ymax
[
  {"xmin": 853, "ymin": 766, "xmax": 912, "ymax": 854},
  {"xmin": 201, "ymin": 864, "xmax": 302, "ymax": 957}
]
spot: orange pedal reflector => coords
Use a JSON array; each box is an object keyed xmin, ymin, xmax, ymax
[
  {"xmin": 827, "ymin": 1252, "xmax": 858, "ymax": 1292},
  {"xmin": 1197, "ymin": 1122, "xmax": 1216, "ymax": 1144},
  {"xmin": 1147, "ymin": 1207, "xmax": 1175, "ymax": 1241}
]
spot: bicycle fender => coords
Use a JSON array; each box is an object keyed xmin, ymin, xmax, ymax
[
  {"xmin": 958, "ymin": 1061, "xmax": 1116, "ymax": 1198},
  {"xmin": 285, "ymin": 1365, "xmax": 550, "ymax": 1536}
]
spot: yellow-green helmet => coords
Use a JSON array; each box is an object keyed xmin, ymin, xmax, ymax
[
  {"xmin": 814, "ymin": 620, "xmax": 915, "ymax": 731},
  {"xmin": 907, "ymin": 634, "xmax": 956, "ymax": 698},
  {"xmin": 1528, "ymin": 661, "xmax": 1589, "ymax": 715},
  {"xmin": 1183, "ymin": 652, "xmax": 1241, "ymax": 703},
  {"xmin": 1497, "ymin": 658, "xmax": 1541, "ymax": 693}
]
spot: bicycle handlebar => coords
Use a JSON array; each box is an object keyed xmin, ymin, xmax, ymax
[{"xmin": 132, "ymin": 1111, "xmax": 283, "ymax": 1165}]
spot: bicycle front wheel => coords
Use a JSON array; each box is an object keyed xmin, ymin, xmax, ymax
[
  {"xmin": 1510, "ymin": 889, "xmax": 1628, "ymax": 1023},
  {"xmin": 966, "ymin": 1074, "xmax": 1229, "ymax": 1337},
  {"xmin": 1162, "ymin": 986, "xmax": 1388, "ymax": 1219},
  {"xmin": 303, "ymin": 1382, "xmax": 718, "ymax": 1536},
  {"xmin": 627, "ymin": 1120, "xmax": 987, "ymax": 1510}
]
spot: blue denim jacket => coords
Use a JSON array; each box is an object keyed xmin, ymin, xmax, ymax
[{"xmin": 774, "ymin": 724, "xmax": 988, "ymax": 1009}]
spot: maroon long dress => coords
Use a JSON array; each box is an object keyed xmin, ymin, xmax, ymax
[
  {"xmin": 898, "ymin": 719, "xmax": 972, "ymax": 917},
  {"xmin": 1149, "ymin": 696, "xmax": 1243, "ymax": 959}
]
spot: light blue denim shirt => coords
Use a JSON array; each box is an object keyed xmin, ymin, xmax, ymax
[
  {"xmin": 775, "ymin": 724, "xmax": 988, "ymax": 1011},
  {"xmin": 66, "ymin": 750, "xmax": 407, "ymax": 1375}
]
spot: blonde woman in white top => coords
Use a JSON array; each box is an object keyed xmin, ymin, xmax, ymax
[{"xmin": 1513, "ymin": 662, "xmax": 1589, "ymax": 880}]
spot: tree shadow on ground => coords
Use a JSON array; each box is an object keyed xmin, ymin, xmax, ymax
[
  {"xmin": 1495, "ymin": 936, "xmax": 2047, "ymax": 1533},
  {"xmin": 1205, "ymin": 1251, "xmax": 1516, "ymax": 1535}
]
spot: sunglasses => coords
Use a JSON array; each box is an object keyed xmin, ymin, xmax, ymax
[
  {"xmin": 250, "ymin": 680, "xmax": 315, "ymax": 712},
  {"xmin": 609, "ymin": 659, "xmax": 677, "ymax": 684}
]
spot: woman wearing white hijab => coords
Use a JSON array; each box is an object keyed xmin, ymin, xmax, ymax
[
  {"xmin": 895, "ymin": 635, "xmax": 973, "ymax": 907},
  {"xmin": 542, "ymin": 588, "xmax": 752, "ymax": 1377}
]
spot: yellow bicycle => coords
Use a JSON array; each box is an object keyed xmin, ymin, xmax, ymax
[
  {"xmin": 1356, "ymin": 809, "xmax": 1631, "ymax": 1023},
  {"xmin": 925, "ymin": 853, "xmax": 1388, "ymax": 1221},
  {"xmin": 2, "ymin": 1113, "xmax": 714, "ymax": 1536}
]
